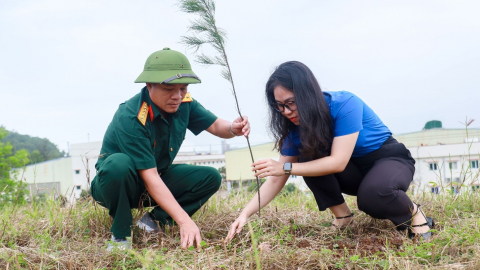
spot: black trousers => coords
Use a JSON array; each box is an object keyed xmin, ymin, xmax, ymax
[{"xmin": 301, "ymin": 137, "xmax": 415, "ymax": 230}]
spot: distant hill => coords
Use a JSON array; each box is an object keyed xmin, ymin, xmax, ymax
[{"xmin": 0, "ymin": 127, "xmax": 65, "ymax": 164}]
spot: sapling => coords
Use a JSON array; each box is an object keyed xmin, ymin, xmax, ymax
[{"xmin": 178, "ymin": 0, "xmax": 262, "ymax": 216}]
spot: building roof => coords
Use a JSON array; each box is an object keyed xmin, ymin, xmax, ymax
[
  {"xmin": 394, "ymin": 128, "xmax": 480, "ymax": 148},
  {"xmin": 225, "ymin": 142, "xmax": 275, "ymax": 153}
]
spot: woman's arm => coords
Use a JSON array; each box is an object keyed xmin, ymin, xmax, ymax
[
  {"xmin": 225, "ymin": 155, "xmax": 298, "ymax": 241},
  {"xmin": 252, "ymin": 132, "xmax": 359, "ymax": 178}
]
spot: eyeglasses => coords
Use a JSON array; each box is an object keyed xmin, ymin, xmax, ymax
[{"xmin": 271, "ymin": 101, "xmax": 297, "ymax": 112}]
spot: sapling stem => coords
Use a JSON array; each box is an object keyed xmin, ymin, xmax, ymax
[{"xmin": 178, "ymin": 0, "xmax": 262, "ymax": 216}]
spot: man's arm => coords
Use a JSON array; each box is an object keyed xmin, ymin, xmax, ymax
[
  {"xmin": 206, "ymin": 116, "xmax": 250, "ymax": 138},
  {"xmin": 138, "ymin": 168, "xmax": 202, "ymax": 251}
]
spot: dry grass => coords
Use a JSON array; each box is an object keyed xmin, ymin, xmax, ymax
[{"xmin": 1, "ymin": 186, "xmax": 480, "ymax": 269}]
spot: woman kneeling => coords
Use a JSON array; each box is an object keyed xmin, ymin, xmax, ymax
[{"xmin": 226, "ymin": 61, "xmax": 434, "ymax": 241}]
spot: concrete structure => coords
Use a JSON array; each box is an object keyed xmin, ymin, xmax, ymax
[
  {"xmin": 395, "ymin": 128, "xmax": 480, "ymax": 148},
  {"xmin": 70, "ymin": 141, "xmax": 102, "ymax": 199},
  {"xmin": 12, "ymin": 142, "xmax": 102, "ymax": 201},
  {"xmin": 224, "ymin": 142, "xmax": 308, "ymax": 190},
  {"xmin": 393, "ymin": 120, "xmax": 480, "ymax": 192},
  {"xmin": 13, "ymin": 157, "xmax": 72, "ymax": 199},
  {"xmin": 173, "ymin": 152, "xmax": 225, "ymax": 169},
  {"xmin": 408, "ymin": 142, "xmax": 480, "ymax": 192}
]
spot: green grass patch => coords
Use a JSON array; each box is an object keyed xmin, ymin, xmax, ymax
[{"xmin": 1, "ymin": 187, "xmax": 480, "ymax": 269}]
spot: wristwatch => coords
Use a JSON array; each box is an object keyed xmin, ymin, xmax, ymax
[{"xmin": 283, "ymin": 162, "xmax": 292, "ymax": 175}]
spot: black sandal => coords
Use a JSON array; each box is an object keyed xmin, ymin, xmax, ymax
[
  {"xmin": 332, "ymin": 213, "xmax": 354, "ymax": 228},
  {"xmin": 408, "ymin": 203, "xmax": 435, "ymax": 240}
]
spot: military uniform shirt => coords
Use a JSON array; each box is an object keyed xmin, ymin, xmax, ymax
[{"xmin": 96, "ymin": 87, "xmax": 217, "ymax": 173}]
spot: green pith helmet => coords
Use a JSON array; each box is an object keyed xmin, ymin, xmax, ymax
[{"xmin": 135, "ymin": 48, "xmax": 201, "ymax": 84}]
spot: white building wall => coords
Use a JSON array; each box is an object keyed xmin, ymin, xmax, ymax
[
  {"xmin": 13, "ymin": 157, "xmax": 73, "ymax": 198},
  {"xmin": 173, "ymin": 154, "xmax": 225, "ymax": 169},
  {"xmin": 408, "ymin": 142, "xmax": 480, "ymax": 192},
  {"xmin": 70, "ymin": 141, "xmax": 102, "ymax": 199}
]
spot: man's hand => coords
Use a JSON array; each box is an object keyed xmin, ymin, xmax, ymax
[
  {"xmin": 225, "ymin": 215, "xmax": 248, "ymax": 243},
  {"xmin": 139, "ymin": 169, "xmax": 203, "ymax": 251},
  {"xmin": 179, "ymin": 218, "xmax": 202, "ymax": 251},
  {"xmin": 206, "ymin": 116, "xmax": 251, "ymax": 138},
  {"xmin": 252, "ymin": 158, "xmax": 284, "ymax": 177},
  {"xmin": 231, "ymin": 115, "xmax": 250, "ymax": 137}
]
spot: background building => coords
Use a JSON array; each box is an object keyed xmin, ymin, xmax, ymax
[
  {"xmin": 173, "ymin": 152, "xmax": 225, "ymax": 169},
  {"xmin": 397, "ymin": 121, "xmax": 480, "ymax": 192},
  {"xmin": 224, "ymin": 142, "xmax": 308, "ymax": 190},
  {"xmin": 395, "ymin": 120, "xmax": 480, "ymax": 147},
  {"xmin": 14, "ymin": 157, "xmax": 72, "ymax": 200}
]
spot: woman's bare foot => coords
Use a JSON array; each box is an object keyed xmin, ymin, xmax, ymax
[
  {"xmin": 329, "ymin": 202, "xmax": 354, "ymax": 228},
  {"xmin": 410, "ymin": 203, "xmax": 430, "ymax": 234},
  {"xmin": 332, "ymin": 215, "xmax": 354, "ymax": 228}
]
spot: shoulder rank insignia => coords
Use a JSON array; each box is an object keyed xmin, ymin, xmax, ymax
[
  {"xmin": 182, "ymin": 92, "xmax": 193, "ymax": 103},
  {"xmin": 137, "ymin": 102, "xmax": 149, "ymax": 126}
]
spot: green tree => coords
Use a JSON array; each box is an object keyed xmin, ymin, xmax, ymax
[
  {"xmin": 1, "ymin": 127, "xmax": 64, "ymax": 164},
  {"xmin": 217, "ymin": 166, "xmax": 226, "ymax": 180},
  {"xmin": 29, "ymin": 150, "xmax": 45, "ymax": 164},
  {"xmin": 0, "ymin": 127, "xmax": 29, "ymax": 205}
]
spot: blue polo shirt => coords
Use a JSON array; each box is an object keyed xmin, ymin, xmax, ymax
[{"xmin": 281, "ymin": 91, "xmax": 391, "ymax": 158}]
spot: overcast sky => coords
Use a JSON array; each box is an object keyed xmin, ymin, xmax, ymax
[{"xmin": 1, "ymin": 0, "xmax": 479, "ymax": 153}]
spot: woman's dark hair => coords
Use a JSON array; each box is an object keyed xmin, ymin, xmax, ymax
[{"xmin": 266, "ymin": 61, "xmax": 332, "ymax": 159}]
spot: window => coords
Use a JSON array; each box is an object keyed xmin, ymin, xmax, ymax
[
  {"xmin": 454, "ymin": 177, "xmax": 460, "ymax": 183},
  {"xmin": 445, "ymin": 178, "xmax": 451, "ymax": 183},
  {"xmin": 76, "ymin": 185, "xmax": 81, "ymax": 190},
  {"xmin": 472, "ymin": 160, "xmax": 479, "ymax": 169},
  {"xmin": 449, "ymin": 162, "xmax": 457, "ymax": 170},
  {"xmin": 75, "ymin": 170, "xmax": 80, "ymax": 175},
  {"xmin": 429, "ymin": 163, "xmax": 438, "ymax": 170}
]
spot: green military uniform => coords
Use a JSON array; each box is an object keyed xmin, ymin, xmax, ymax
[{"xmin": 91, "ymin": 48, "xmax": 222, "ymax": 239}]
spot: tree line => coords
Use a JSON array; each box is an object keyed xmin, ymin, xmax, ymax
[
  {"xmin": 0, "ymin": 127, "xmax": 64, "ymax": 205},
  {"xmin": 0, "ymin": 126, "xmax": 65, "ymax": 165}
]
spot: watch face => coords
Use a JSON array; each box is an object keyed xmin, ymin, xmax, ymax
[{"xmin": 284, "ymin": 162, "xmax": 292, "ymax": 170}]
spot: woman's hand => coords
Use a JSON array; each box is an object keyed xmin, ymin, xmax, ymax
[
  {"xmin": 252, "ymin": 159, "xmax": 285, "ymax": 177},
  {"xmin": 231, "ymin": 116, "xmax": 250, "ymax": 137},
  {"xmin": 225, "ymin": 215, "xmax": 248, "ymax": 242}
]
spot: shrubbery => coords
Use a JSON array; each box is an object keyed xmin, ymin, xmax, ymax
[{"xmin": 0, "ymin": 127, "xmax": 29, "ymax": 207}]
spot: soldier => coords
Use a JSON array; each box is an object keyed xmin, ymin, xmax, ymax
[{"xmin": 91, "ymin": 48, "xmax": 250, "ymax": 251}]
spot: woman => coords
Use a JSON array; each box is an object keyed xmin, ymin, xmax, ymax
[{"xmin": 226, "ymin": 61, "xmax": 434, "ymax": 241}]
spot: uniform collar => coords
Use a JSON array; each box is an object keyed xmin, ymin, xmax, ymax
[{"xmin": 141, "ymin": 87, "xmax": 162, "ymax": 120}]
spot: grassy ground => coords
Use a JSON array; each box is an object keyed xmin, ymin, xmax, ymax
[{"xmin": 1, "ymin": 186, "xmax": 480, "ymax": 270}]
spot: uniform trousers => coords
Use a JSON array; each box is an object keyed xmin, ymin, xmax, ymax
[
  {"xmin": 91, "ymin": 153, "xmax": 222, "ymax": 239},
  {"xmin": 301, "ymin": 137, "xmax": 415, "ymax": 230}
]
